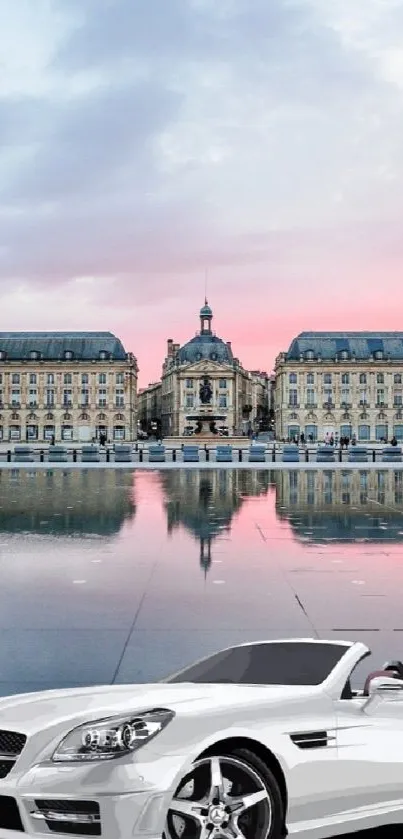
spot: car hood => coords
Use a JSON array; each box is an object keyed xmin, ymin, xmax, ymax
[{"xmin": 0, "ymin": 682, "xmax": 316, "ymax": 736}]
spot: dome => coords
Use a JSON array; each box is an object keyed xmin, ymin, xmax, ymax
[
  {"xmin": 200, "ymin": 303, "xmax": 212, "ymax": 317},
  {"xmin": 177, "ymin": 334, "xmax": 233, "ymax": 364},
  {"xmin": 175, "ymin": 300, "xmax": 234, "ymax": 365}
]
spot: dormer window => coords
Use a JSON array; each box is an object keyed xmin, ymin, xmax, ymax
[
  {"xmin": 0, "ymin": 351, "xmax": 6, "ymax": 361},
  {"xmin": 338, "ymin": 350, "xmax": 349, "ymax": 360},
  {"xmin": 64, "ymin": 350, "xmax": 74, "ymax": 360},
  {"xmin": 29, "ymin": 350, "xmax": 40, "ymax": 360},
  {"xmin": 374, "ymin": 350, "xmax": 383, "ymax": 360},
  {"xmin": 99, "ymin": 350, "xmax": 108, "ymax": 360},
  {"xmin": 305, "ymin": 350, "xmax": 315, "ymax": 360}
]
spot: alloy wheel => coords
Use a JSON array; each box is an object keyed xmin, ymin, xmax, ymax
[{"xmin": 164, "ymin": 754, "xmax": 273, "ymax": 839}]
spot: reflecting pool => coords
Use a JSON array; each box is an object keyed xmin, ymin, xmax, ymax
[{"xmin": 1, "ymin": 467, "xmax": 403, "ymax": 697}]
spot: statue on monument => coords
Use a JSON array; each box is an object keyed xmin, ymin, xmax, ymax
[{"xmin": 199, "ymin": 377, "xmax": 212, "ymax": 404}]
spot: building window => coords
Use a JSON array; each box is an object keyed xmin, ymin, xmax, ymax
[
  {"xmin": 394, "ymin": 394, "xmax": 403, "ymax": 407},
  {"xmin": 306, "ymin": 373, "xmax": 314, "ymax": 384},
  {"xmin": 306, "ymin": 388, "xmax": 315, "ymax": 405},
  {"xmin": 81, "ymin": 373, "xmax": 89, "ymax": 385},
  {"xmin": 99, "ymin": 351, "xmax": 108, "ymax": 360},
  {"xmin": 44, "ymin": 425, "xmax": 55, "ymax": 441},
  {"xmin": 98, "ymin": 373, "xmax": 107, "ymax": 385},
  {"xmin": 29, "ymin": 373, "xmax": 37, "ymax": 385},
  {"xmin": 0, "ymin": 374, "xmax": 2, "ymax": 384},
  {"xmin": 115, "ymin": 388, "xmax": 124, "ymax": 407},
  {"xmin": 98, "ymin": 388, "xmax": 107, "ymax": 407},
  {"xmin": 358, "ymin": 424, "xmax": 370, "ymax": 441},
  {"xmin": 376, "ymin": 373, "xmax": 384, "ymax": 384},
  {"xmin": 304, "ymin": 424, "xmax": 317, "ymax": 441},
  {"xmin": 113, "ymin": 426, "xmax": 125, "ymax": 440},
  {"xmin": 0, "ymin": 351, "xmax": 6, "ymax": 360},
  {"xmin": 64, "ymin": 350, "xmax": 73, "ymax": 360},
  {"xmin": 9, "ymin": 425, "xmax": 20, "ymax": 441},
  {"xmin": 81, "ymin": 389, "xmax": 89, "ymax": 406},
  {"xmin": 219, "ymin": 395, "xmax": 227, "ymax": 408},
  {"xmin": 359, "ymin": 373, "xmax": 367, "ymax": 384},
  {"xmin": 11, "ymin": 389, "xmax": 20, "ymax": 406},
  {"xmin": 185, "ymin": 395, "xmax": 194, "ymax": 408},
  {"xmin": 376, "ymin": 424, "xmax": 388, "ymax": 441},
  {"xmin": 29, "ymin": 389, "xmax": 37, "ymax": 406},
  {"xmin": 394, "ymin": 374, "xmax": 402, "ymax": 384},
  {"xmin": 289, "ymin": 389, "xmax": 298, "ymax": 406},
  {"xmin": 64, "ymin": 373, "xmax": 72, "ymax": 385},
  {"xmin": 393, "ymin": 424, "xmax": 403, "ymax": 440},
  {"xmin": 340, "ymin": 350, "xmax": 349, "ymax": 360},
  {"xmin": 289, "ymin": 373, "xmax": 297, "ymax": 384},
  {"xmin": 219, "ymin": 379, "xmax": 227, "ymax": 388},
  {"xmin": 47, "ymin": 373, "xmax": 54, "ymax": 385},
  {"xmin": 323, "ymin": 373, "xmax": 332, "ymax": 384},
  {"xmin": 341, "ymin": 373, "xmax": 349, "ymax": 385},
  {"xmin": 11, "ymin": 373, "xmax": 20, "ymax": 385},
  {"xmin": 376, "ymin": 389, "xmax": 385, "ymax": 405},
  {"xmin": 185, "ymin": 378, "xmax": 193, "ymax": 388},
  {"xmin": 45, "ymin": 389, "xmax": 54, "ymax": 406},
  {"xmin": 29, "ymin": 350, "xmax": 39, "ymax": 360},
  {"xmin": 26, "ymin": 424, "xmax": 38, "ymax": 441},
  {"xmin": 63, "ymin": 389, "xmax": 72, "ymax": 406},
  {"xmin": 116, "ymin": 372, "xmax": 124, "ymax": 385},
  {"xmin": 374, "ymin": 350, "xmax": 383, "ymax": 360},
  {"xmin": 0, "ymin": 389, "xmax": 3, "ymax": 406},
  {"xmin": 324, "ymin": 389, "xmax": 333, "ymax": 403},
  {"xmin": 305, "ymin": 350, "xmax": 315, "ymax": 360},
  {"xmin": 61, "ymin": 425, "xmax": 73, "ymax": 441}
]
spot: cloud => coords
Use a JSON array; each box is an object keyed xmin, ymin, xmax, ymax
[{"xmin": 2, "ymin": 0, "xmax": 403, "ymax": 383}]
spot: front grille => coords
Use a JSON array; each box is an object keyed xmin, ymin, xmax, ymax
[
  {"xmin": 0, "ymin": 729, "xmax": 27, "ymax": 778},
  {"xmin": 33, "ymin": 800, "xmax": 101, "ymax": 836},
  {"xmin": 0, "ymin": 730, "xmax": 27, "ymax": 755},
  {"xmin": 0, "ymin": 795, "xmax": 24, "ymax": 831}
]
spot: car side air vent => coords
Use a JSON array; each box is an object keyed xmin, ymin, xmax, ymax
[
  {"xmin": 290, "ymin": 730, "xmax": 331, "ymax": 749},
  {"xmin": 31, "ymin": 800, "xmax": 101, "ymax": 835}
]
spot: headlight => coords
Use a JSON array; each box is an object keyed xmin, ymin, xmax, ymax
[{"xmin": 52, "ymin": 707, "xmax": 175, "ymax": 762}]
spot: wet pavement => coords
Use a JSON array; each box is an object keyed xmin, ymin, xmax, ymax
[{"xmin": 1, "ymin": 466, "xmax": 403, "ymax": 837}]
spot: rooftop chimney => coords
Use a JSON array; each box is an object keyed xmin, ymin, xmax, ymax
[{"xmin": 167, "ymin": 338, "xmax": 174, "ymax": 357}]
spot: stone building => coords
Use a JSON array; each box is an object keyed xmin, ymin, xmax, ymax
[
  {"xmin": 137, "ymin": 381, "xmax": 162, "ymax": 436},
  {"xmin": 142, "ymin": 301, "xmax": 268, "ymax": 438},
  {"xmin": 275, "ymin": 331, "xmax": 403, "ymax": 443},
  {"xmin": 0, "ymin": 331, "xmax": 138, "ymax": 443}
]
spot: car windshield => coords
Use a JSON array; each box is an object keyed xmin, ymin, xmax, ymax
[{"xmin": 166, "ymin": 642, "xmax": 348, "ymax": 686}]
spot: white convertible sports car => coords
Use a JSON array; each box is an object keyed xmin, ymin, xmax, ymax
[{"xmin": 0, "ymin": 637, "xmax": 402, "ymax": 839}]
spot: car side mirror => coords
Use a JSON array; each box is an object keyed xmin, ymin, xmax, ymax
[{"xmin": 367, "ymin": 675, "xmax": 403, "ymax": 699}]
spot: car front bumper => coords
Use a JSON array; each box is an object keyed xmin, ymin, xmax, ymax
[{"xmin": 0, "ymin": 751, "xmax": 188, "ymax": 838}]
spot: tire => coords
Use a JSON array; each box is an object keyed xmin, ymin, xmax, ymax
[{"xmin": 164, "ymin": 745, "xmax": 286, "ymax": 839}]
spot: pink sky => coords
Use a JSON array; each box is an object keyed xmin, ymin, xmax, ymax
[{"xmin": 2, "ymin": 1, "xmax": 403, "ymax": 386}]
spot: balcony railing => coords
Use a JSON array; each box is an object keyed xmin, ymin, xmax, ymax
[
  {"xmin": 288, "ymin": 402, "xmax": 299, "ymax": 408},
  {"xmin": 376, "ymin": 402, "xmax": 388, "ymax": 408},
  {"xmin": 305, "ymin": 402, "xmax": 317, "ymax": 408},
  {"xmin": 9, "ymin": 402, "xmax": 20, "ymax": 409},
  {"xmin": 115, "ymin": 402, "xmax": 125, "ymax": 408},
  {"xmin": 323, "ymin": 401, "xmax": 335, "ymax": 409}
]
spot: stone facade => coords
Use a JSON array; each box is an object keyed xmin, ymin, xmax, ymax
[
  {"xmin": 138, "ymin": 381, "xmax": 162, "ymax": 436},
  {"xmin": 142, "ymin": 302, "xmax": 268, "ymax": 438},
  {"xmin": 275, "ymin": 331, "xmax": 403, "ymax": 443},
  {"xmin": 0, "ymin": 331, "xmax": 138, "ymax": 443}
]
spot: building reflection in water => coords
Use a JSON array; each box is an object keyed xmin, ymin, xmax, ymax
[
  {"xmin": 0, "ymin": 469, "xmax": 136, "ymax": 537},
  {"xmin": 160, "ymin": 470, "xmax": 271, "ymax": 574},
  {"xmin": 275, "ymin": 469, "xmax": 403, "ymax": 543}
]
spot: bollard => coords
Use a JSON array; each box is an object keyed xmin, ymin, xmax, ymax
[
  {"xmin": 106, "ymin": 448, "xmax": 110, "ymax": 462},
  {"xmin": 7, "ymin": 450, "xmax": 11, "ymax": 462},
  {"xmin": 139, "ymin": 448, "xmax": 143, "ymax": 463},
  {"xmin": 305, "ymin": 448, "xmax": 309, "ymax": 462},
  {"xmin": 372, "ymin": 449, "xmax": 376, "ymax": 462},
  {"xmin": 40, "ymin": 450, "xmax": 44, "ymax": 463},
  {"xmin": 73, "ymin": 449, "xmax": 77, "ymax": 462},
  {"xmin": 205, "ymin": 447, "xmax": 209, "ymax": 462},
  {"xmin": 272, "ymin": 446, "xmax": 276, "ymax": 462},
  {"xmin": 172, "ymin": 448, "xmax": 176, "ymax": 462},
  {"xmin": 135, "ymin": 443, "xmax": 138, "ymax": 452},
  {"xmin": 238, "ymin": 448, "xmax": 242, "ymax": 462},
  {"xmin": 339, "ymin": 448, "xmax": 342, "ymax": 462}
]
